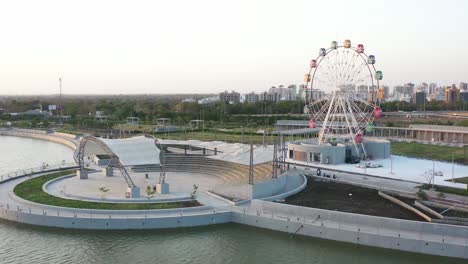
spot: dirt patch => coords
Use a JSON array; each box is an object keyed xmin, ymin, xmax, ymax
[{"xmin": 285, "ymin": 179, "xmax": 422, "ymax": 221}]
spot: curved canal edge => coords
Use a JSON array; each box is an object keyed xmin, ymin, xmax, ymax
[{"xmin": 0, "ymin": 128, "xmax": 79, "ymax": 150}]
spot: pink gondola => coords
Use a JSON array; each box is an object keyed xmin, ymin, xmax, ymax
[
  {"xmin": 373, "ymin": 106, "xmax": 382, "ymax": 118},
  {"xmin": 309, "ymin": 119, "xmax": 316, "ymax": 128},
  {"xmin": 357, "ymin": 44, "xmax": 364, "ymax": 53},
  {"xmin": 310, "ymin": 59, "xmax": 317, "ymax": 68}
]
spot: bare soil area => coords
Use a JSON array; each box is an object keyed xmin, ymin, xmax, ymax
[{"xmin": 285, "ymin": 179, "xmax": 422, "ymax": 221}]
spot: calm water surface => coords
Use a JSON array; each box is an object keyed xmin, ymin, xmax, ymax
[
  {"xmin": 0, "ymin": 136, "xmax": 74, "ymax": 174},
  {"xmin": 0, "ymin": 221, "xmax": 464, "ymax": 264},
  {"xmin": 0, "ymin": 136, "xmax": 464, "ymax": 264}
]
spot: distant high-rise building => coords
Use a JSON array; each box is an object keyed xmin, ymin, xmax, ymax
[
  {"xmin": 243, "ymin": 92, "xmax": 259, "ymax": 103},
  {"xmin": 356, "ymin": 85, "xmax": 369, "ymax": 100},
  {"xmin": 434, "ymin": 87, "xmax": 445, "ymax": 101},
  {"xmin": 415, "ymin": 91, "xmax": 426, "ymax": 105},
  {"xmin": 418, "ymin": 83, "xmax": 428, "ymax": 93},
  {"xmin": 428, "ymin": 83, "xmax": 438, "ymax": 95},
  {"xmin": 368, "ymin": 90, "xmax": 377, "ymax": 103},
  {"xmin": 268, "ymin": 85, "xmax": 297, "ymax": 101},
  {"xmin": 259, "ymin": 91, "xmax": 280, "ymax": 102},
  {"xmin": 382, "ymin": 85, "xmax": 390, "ymax": 99},
  {"xmin": 393, "ymin": 84, "xmax": 413, "ymax": 102},
  {"xmin": 404, "ymin": 83, "xmax": 415, "ymax": 95},
  {"xmin": 460, "ymin": 92, "xmax": 468, "ymax": 102},
  {"xmin": 219, "ymin": 90, "xmax": 240, "ymax": 104},
  {"xmin": 445, "ymin": 84, "xmax": 460, "ymax": 104},
  {"xmin": 311, "ymin": 89, "xmax": 325, "ymax": 101},
  {"xmin": 459, "ymin": 82, "xmax": 468, "ymax": 91},
  {"xmin": 298, "ymin": 84, "xmax": 306, "ymax": 100}
]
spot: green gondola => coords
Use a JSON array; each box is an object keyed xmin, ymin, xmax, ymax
[
  {"xmin": 330, "ymin": 41, "xmax": 338, "ymax": 49},
  {"xmin": 375, "ymin": 71, "xmax": 383, "ymax": 80},
  {"xmin": 366, "ymin": 122, "xmax": 375, "ymax": 133}
]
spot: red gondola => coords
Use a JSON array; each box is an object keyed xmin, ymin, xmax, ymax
[
  {"xmin": 373, "ymin": 106, "xmax": 382, "ymax": 118},
  {"xmin": 355, "ymin": 133, "xmax": 363, "ymax": 143}
]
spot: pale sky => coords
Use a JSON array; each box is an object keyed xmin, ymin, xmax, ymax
[{"xmin": 1, "ymin": 0, "xmax": 468, "ymax": 95}]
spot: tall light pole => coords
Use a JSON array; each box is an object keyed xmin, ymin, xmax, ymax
[{"xmin": 59, "ymin": 77, "xmax": 63, "ymax": 117}]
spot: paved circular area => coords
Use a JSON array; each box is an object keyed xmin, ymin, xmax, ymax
[{"xmin": 45, "ymin": 170, "xmax": 227, "ymax": 204}]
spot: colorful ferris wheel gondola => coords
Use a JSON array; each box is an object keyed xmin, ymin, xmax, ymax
[
  {"xmin": 319, "ymin": 48, "xmax": 326, "ymax": 56},
  {"xmin": 310, "ymin": 59, "xmax": 317, "ymax": 68},
  {"xmin": 344, "ymin": 39, "xmax": 351, "ymax": 48},
  {"xmin": 355, "ymin": 132, "xmax": 363, "ymax": 144},
  {"xmin": 375, "ymin": 71, "xmax": 383, "ymax": 80},
  {"xmin": 309, "ymin": 119, "xmax": 316, "ymax": 128},
  {"xmin": 373, "ymin": 106, "xmax": 382, "ymax": 118},
  {"xmin": 365, "ymin": 122, "xmax": 375, "ymax": 133},
  {"xmin": 357, "ymin": 44, "xmax": 364, "ymax": 53}
]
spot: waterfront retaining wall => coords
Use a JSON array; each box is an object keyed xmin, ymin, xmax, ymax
[
  {"xmin": 0, "ymin": 128, "xmax": 77, "ymax": 150},
  {"xmin": 0, "ymin": 207, "xmax": 232, "ymax": 230},
  {"xmin": 236, "ymin": 200, "xmax": 468, "ymax": 259}
]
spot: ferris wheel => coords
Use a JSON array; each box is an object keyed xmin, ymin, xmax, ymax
[{"xmin": 303, "ymin": 40, "xmax": 383, "ymax": 158}]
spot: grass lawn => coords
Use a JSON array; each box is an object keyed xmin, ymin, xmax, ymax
[
  {"xmin": 13, "ymin": 170, "xmax": 200, "ymax": 210},
  {"xmin": 421, "ymin": 184, "xmax": 468, "ymax": 197},
  {"xmin": 435, "ymin": 186, "xmax": 468, "ymax": 196},
  {"xmin": 453, "ymin": 176, "xmax": 468, "ymax": 184},
  {"xmin": 161, "ymin": 131, "xmax": 272, "ymax": 144},
  {"xmin": 391, "ymin": 142, "xmax": 467, "ymax": 164},
  {"xmin": 159, "ymin": 131, "xmax": 314, "ymax": 144}
]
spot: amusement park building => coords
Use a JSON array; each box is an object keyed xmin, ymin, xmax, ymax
[{"xmin": 287, "ymin": 138, "xmax": 390, "ymax": 164}]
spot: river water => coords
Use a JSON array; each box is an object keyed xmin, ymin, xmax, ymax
[
  {"xmin": 0, "ymin": 136, "xmax": 464, "ymax": 264},
  {"xmin": 0, "ymin": 136, "xmax": 74, "ymax": 175}
]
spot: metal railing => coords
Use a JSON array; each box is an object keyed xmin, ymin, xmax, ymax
[
  {"xmin": 0, "ymin": 201, "xmax": 234, "ymax": 220},
  {"xmin": 0, "ymin": 162, "xmax": 78, "ymax": 182}
]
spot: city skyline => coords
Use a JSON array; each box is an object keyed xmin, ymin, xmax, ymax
[{"xmin": 1, "ymin": 0, "xmax": 468, "ymax": 95}]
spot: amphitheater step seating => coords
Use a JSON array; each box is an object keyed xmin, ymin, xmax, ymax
[{"xmin": 131, "ymin": 153, "xmax": 273, "ymax": 184}]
